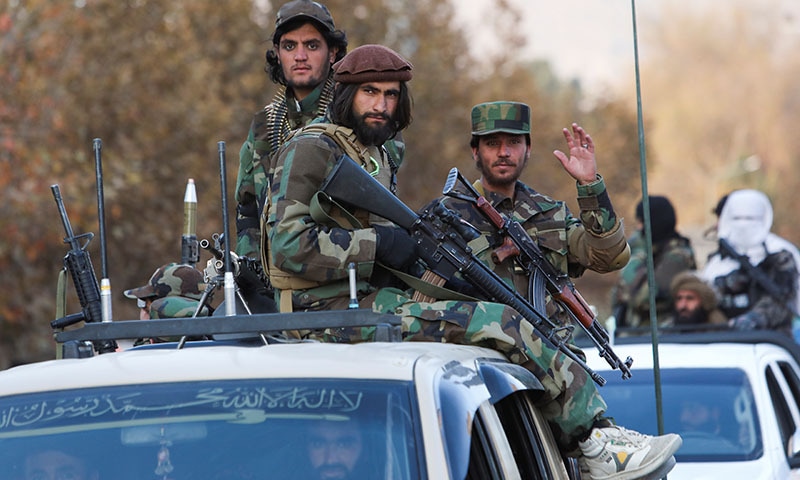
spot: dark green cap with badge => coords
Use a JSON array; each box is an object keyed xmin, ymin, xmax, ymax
[
  {"xmin": 274, "ymin": 0, "xmax": 335, "ymax": 42},
  {"xmin": 471, "ymin": 101, "xmax": 531, "ymax": 136}
]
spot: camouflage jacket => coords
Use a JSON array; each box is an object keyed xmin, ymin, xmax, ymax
[
  {"xmin": 234, "ymin": 78, "xmax": 336, "ymax": 259},
  {"xmin": 710, "ymin": 248, "xmax": 798, "ymax": 334},
  {"xmin": 610, "ymin": 233, "xmax": 697, "ymax": 327},
  {"xmin": 265, "ymin": 123, "xmax": 400, "ymax": 311},
  {"xmin": 436, "ymin": 177, "xmax": 629, "ymax": 321}
]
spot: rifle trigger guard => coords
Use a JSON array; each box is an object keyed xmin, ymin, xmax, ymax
[{"xmin": 548, "ymin": 324, "xmax": 575, "ymax": 348}]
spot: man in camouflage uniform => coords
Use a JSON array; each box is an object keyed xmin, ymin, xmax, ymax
[
  {"xmin": 234, "ymin": 0, "xmax": 348, "ymax": 259},
  {"xmin": 124, "ymin": 262, "xmax": 210, "ymax": 343},
  {"xmin": 265, "ymin": 44, "xmax": 415, "ymax": 312},
  {"xmin": 430, "ymin": 101, "xmax": 679, "ymax": 478},
  {"xmin": 266, "ymin": 49, "xmax": 680, "ymax": 479},
  {"xmin": 609, "ymin": 196, "xmax": 697, "ymax": 328},
  {"xmin": 702, "ymin": 189, "xmax": 800, "ymax": 335}
]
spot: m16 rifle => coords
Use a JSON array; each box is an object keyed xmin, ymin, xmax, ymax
[
  {"xmin": 442, "ymin": 168, "xmax": 633, "ymax": 379},
  {"xmin": 51, "ymin": 184, "xmax": 118, "ymax": 355},
  {"xmin": 320, "ymin": 156, "xmax": 611, "ymax": 385}
]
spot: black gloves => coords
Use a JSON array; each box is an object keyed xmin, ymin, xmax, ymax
[{"xmin": 374, "ymin": 224, "xmax": 418, "ymax": 271}]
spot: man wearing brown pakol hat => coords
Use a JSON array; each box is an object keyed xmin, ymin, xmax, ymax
[{"xmin": 264, "ymin": 43, "xmax": 415, "ymax": 313}]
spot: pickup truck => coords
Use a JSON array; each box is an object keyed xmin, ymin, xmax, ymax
[
  {"xmin": 584, "ymin": 330, "xmax": 800, "ymax": 480},
  {"xmin": 0, "ymin": 310, "xmax": 578, "ymax": 479}
]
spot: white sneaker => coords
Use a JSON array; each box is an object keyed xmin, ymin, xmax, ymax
[{"xmin": 578, "ymin": 425, "xmax": 682, "ymax": 480}]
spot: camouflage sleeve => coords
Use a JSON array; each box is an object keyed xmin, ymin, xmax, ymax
[
  {"xmin": 235, "ymin": 120, "xmax": 257, "ymax": 204},
  {"xmin": 267, "ymin": 136, "xmax": 378, "ymax": 282},
  {"xmin": 234, "ymin": 118, "xmax": 260, "ymax": 258},
  {"xmin": 566, "ymin": 175, "xmax": 629, "ymax": 274}
]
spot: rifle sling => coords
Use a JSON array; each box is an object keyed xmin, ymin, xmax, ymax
[{"xmin": 385, "ymin": 265, "xmax": 480, "ymax": 302}]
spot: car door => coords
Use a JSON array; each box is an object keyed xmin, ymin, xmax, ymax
[
  {"xmin": 764, "ymin": 349, "xmax": 800, "ymax": 474},
  {"xmin": 493, "ymin": 390, "xmax": 574, "ymax": 479}
]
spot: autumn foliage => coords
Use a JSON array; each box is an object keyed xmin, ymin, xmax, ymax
[{"xmin": 12, "ymin": 0, "xmax": 789, "ymax": 367}]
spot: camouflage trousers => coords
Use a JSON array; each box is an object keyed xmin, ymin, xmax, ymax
[{"xmin": 319, "ymin": 287, "xmax": 607, "ymax": 453}]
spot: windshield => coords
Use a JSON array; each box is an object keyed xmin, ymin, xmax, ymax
[
  {"xmin": 0, "ymin": 379, "xmax": 420, "ymax": 480},
  {"xmin": 599, "ymin": 367, "xmax": 762, "ymax": 462}
]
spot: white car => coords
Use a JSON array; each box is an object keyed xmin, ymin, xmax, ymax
[
  {"xmin": 584, "ymin": 330, "xmax": 800, "ymax": 480},
  {"xmin": 0, "ymin": 310, "xmax": 576, "ymax": 479}
]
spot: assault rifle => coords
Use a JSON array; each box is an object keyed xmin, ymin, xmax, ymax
[
  {"xmin": 320, "ymin": 156, "xmax": 609, "ymax": 385},
  {"xmin": 51, "ymin": 184, "xmax": 118, "ymax": 354},
  {"xmin": 442, "ymin": 168, "xmax": 633, "ymax": 379},
  {"xmin": 718, "ymin": 237, "xmax": 800, "ymax": 317}
]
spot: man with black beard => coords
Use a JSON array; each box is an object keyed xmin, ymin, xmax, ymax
[
  {"xmin": 263, "ymin": 44, "xmax": 415, "ymax": 312},
  {"xmin": 305, "ymin": 419, "xmax": 364, "ymax": 480},
  {"xmin": 664, "ymin": 271, "xmax": 728, "ymax": 328}
]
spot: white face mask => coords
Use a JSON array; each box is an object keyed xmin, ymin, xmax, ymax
[{"xmin": 717, "ymin": 190, "xmax": 773, "ymax": 252}]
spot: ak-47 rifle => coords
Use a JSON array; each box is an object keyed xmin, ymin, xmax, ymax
[
  {"xmin": 718, "ymin": 237, "xmax": 799, "ymax": 318},
  {"xmin": 320, "ymin": 156, "xmax": 609, "ymax": 385},
  {"xmin": 51, "ymin": 184, "xmax": 118, "ymax": 355},
  {"xmin": 441, "ymin": 168, "xmax": 633, "ymax": 379}
]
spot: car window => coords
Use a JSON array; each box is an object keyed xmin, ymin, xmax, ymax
[
  {"xmin": 0, "ymin": 379, "xmax": 420, "ymax": 480},
  {"xmin": 598, "ymin": 367, "xmax": 763, "ymax": 462},
  {"xmin": 494, "ymin": 390, "xmax": 561, "ymax": 479},
  {"xmin": 466, "ymin": 410, "xmax": 504, "ymax": 480},
  {"xmin": 778, "ymin": 361, "xmax": 800, "ymax": 411},
  {"xmin": 766, "ymin": 365, "xmax": 797, "ymax": 452}
]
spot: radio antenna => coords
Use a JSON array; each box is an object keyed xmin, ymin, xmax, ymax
[{"xmin": 93, "ymin": 138, "xmax": 112, "ymax": 323}]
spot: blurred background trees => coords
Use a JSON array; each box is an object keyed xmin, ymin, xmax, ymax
[{"xmin": 1, "ymin": 0, "xmax": 796, "ymax": 368}]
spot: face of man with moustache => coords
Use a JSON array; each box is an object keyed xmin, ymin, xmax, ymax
[
  {"xmin": 673, "ymin": 288, "xmax": 709, "ymax": 324},
  {"xmin": 277, "ymin": 22, "xmax": 339, "ymax": 100},
  {"xmin": 473, "ymin": 132, "xmax": 531, "ymax": 195},
  {"xmin": 350, "ymin": 81, "xmax": 401, "ymax": 147},
  {"xmin": 307, "ymin": 420, "xmax": 363, "ymax": 480}
]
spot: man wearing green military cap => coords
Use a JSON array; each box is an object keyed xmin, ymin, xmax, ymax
[
  {"xmin": 124, "ymin": 262, "xmax": 210, "ymax": 344},
  {"xmin": 470, "ymin": 100, "xmax": 531, "ymax": 135},
  {"xmin": 444, "ymin": 100, "xmax": 630, "ymax": 284},
  {"xmin": 431, "ymin": 101, "xmax": 681, "ymax": 479}
]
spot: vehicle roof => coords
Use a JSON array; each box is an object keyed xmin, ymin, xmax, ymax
[
  {"xmin": 583, "ymin": 330, "xmax": 800, "ymax": 372},
  {"xmin": 0, "ymin": 341, "xmax": 508, "ymax": 396}
]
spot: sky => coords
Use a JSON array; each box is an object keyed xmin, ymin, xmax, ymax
[
  {"xmin": 454, "ymin": 0, "xmax": 647, "ymax": 95},
  {"xmin": 455, "ymin": 0, "xmax": 800, "ymax": 97}
]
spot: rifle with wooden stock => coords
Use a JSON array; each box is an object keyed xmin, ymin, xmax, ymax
[
  {"xmin": 441, "ymin": 168, "xmax": 632, "ymax": 379},
  {"xmin": 320, "ymin": 155, "xmax": 613, "ymax": 385}
]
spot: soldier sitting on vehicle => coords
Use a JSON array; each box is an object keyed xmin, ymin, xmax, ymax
[
  {"xmin": 264, "ymin": 44, "xmax": 681, "ymax": 480},
  {"xmin": 124, "ymin": 262, "xmax": 210, "ymax": 344}
]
